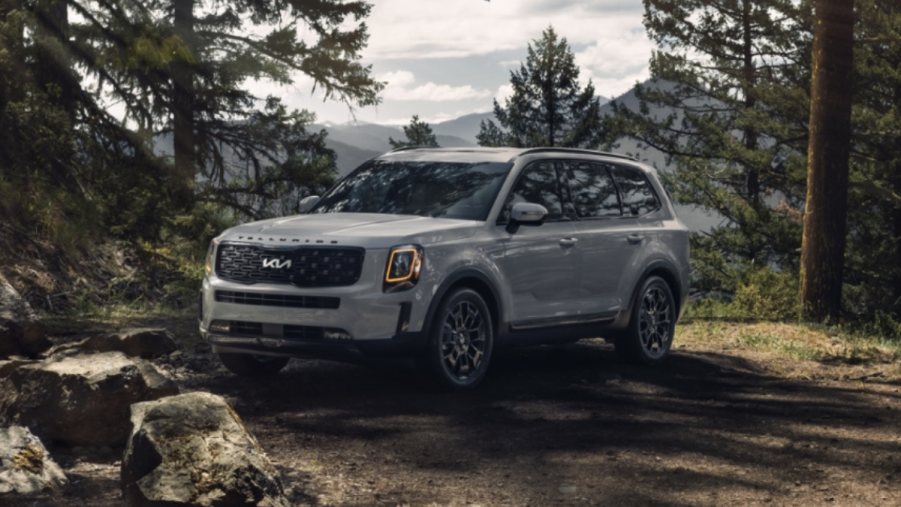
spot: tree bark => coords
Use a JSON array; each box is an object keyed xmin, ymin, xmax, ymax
[
  {"xmin": 0, "ymin": 0, "xmax": 21, "ymax": 110},
  {"xmin": 800, "ymin": 0, "xmax": 855, "ymax": 322},
  {"xmin": 34, "ymin": 0, "xmax": 74, "ymax": 110},
  {"xmin": 172, "ymin": 0, "xmax": 196, "ymax": 209}
]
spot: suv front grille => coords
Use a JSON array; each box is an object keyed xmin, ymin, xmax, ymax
[
  {"xmin": 216, "ymin": 243, "xmax": 365, "ymax": 286},
  {"xmin": 215, "ymin": 291, "xmax": 340, "ymax": 309}
]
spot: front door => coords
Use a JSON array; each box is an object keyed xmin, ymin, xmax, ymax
[{"xmin": 497, "ymin": 161, "xmax": 580, "ymax": 326}]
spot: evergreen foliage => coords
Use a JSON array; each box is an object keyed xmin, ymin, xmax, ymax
[
  {"xmin": 608, "ymin": 0, "xmax": 901, "ymax": 322},
  {"xmin": 477, "ymin": 26, "xmax": 605, "ymax": 148},
  {"xmin": 0, "ymin": 0, "xmax": 383, "ymax": 251},
  {"xmin": 389, "ymin": 115, "xmax": 439, "ymax": 149},
  {"xmin": 843, "ymin": 0, "xmax": 901, "ymax": 319},
  {"xmin": 605, "ymin": 0, "xmax": 813, "ymax": 298}
]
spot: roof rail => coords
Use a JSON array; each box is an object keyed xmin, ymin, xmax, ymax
[
  {"xmin": 516, "ymin": 147, "xmax": 638, "ymax": 162},
  {"xmin": 387, "ymin": 145, "xmax": 440, "ymax": 153}
]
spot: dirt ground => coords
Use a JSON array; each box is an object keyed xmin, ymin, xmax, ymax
[{"xmin": 5, "ymin": 320, "xmax": 901, "ymax": 507}]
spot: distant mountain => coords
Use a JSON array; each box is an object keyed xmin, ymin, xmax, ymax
[
  {"xmin": 431, "ymin": 112, "xmax": 494, "ymax": 142},
  {"xmin": 312, "ymin": 121, "xmax": 475, "ymax": 175},
  {"xmin": 429, "ymin": 96, "xmax": 609, "ymax": 144},
  {"xmin": 326, "ymin": 139, "xmax": 381, "ymax": 177}
]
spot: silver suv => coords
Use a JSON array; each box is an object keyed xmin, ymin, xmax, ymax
[{"xmin": 199, "ymin": 147, "xmax": 690, "ymax": 389}]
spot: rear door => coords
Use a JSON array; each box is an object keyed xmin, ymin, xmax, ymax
[
  {"xmin": 563, "ymin": 160, "xmax": 649, "ymax": 315},
  {"xmin": 497, "ymin": 161, "xmax": 580, "ymax": 326}
]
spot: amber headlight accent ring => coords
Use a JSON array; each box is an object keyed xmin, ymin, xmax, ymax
[{"xmin": 383, "ymin": 245, "xmax": 423, "ymax": 292}]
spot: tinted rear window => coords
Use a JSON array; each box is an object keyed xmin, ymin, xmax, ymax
[
  {"xmin": 564, "ymin": 161, "xmax": 621, "ymax": 218},
  {"xmin": 609, "ymin": 165, "xmax": 659, "ymax": 217}
]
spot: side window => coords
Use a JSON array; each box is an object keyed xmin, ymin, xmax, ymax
[
  {"xmin": 564, "ymin": 161, "xmax": 621, "ymax": 218},
  {"xmin": 609, "ymin": 165, "xmax": 660, "ymax": 217},
  {"xmin": 499, "ymin": 161, "xmax": 566, "ymax": 223}
]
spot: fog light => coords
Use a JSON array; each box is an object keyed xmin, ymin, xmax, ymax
[
  {"xmin": 210, "ymin": 321, "xmax": 231, "ymax": 333},
  {"xmin": 324, "ymin": 330, "xmax": 352, "ymax": 341}
]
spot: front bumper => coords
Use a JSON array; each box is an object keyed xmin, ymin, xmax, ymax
[
  {"xmin": 198, "ymin": 248, "xmax": 432, "ymax": 358},
  {"xmin": 204, "ymin": 331, "xmax": 425, "ymax": 360}
]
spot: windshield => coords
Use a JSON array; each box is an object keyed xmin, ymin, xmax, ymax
[{"xmin": 311, "ymin": 160, "xmax": 513, "ymax": 221}]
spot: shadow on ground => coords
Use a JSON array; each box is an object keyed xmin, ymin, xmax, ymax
[{"xmin": 196, "ymin": 341, "xmax": 901, "ymax": 506}]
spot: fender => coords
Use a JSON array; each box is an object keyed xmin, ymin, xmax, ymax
[
  {"xmin": 421, "ymin": 267, "xmax": 507, "ymax": 342},
  {"xmin": 614, "ymin": 258, "xmax": 686, "ymax": 329}
]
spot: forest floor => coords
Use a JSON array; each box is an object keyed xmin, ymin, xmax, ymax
[{"xmin": 6, "ymin": 315, "xmax": 901, "ymax": 507}]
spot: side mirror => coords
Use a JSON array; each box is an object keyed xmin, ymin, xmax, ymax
[
  {"xmin": 506, "ymin": 202, "xmax": 548, "ymax": 234},
  {"xmin": 299, "ymin": 195, "xmax": 320, "ymax": 213}
]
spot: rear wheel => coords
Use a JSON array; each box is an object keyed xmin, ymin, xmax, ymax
[
  {"xmin": 218, "ymin": 353, "xmax": 289, "ymax": 377},
  {"xmin": 423, "ymin": 288, "xmax": 494, "ymax": 390},
  {"xmin": 615, "ymin": 276, "xmax": 675, "ymax": 365}
]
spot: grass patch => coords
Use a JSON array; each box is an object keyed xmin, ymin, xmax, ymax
[{"xmin": 676, "ymin": 320, "xmax": 901, "ymax": 367}]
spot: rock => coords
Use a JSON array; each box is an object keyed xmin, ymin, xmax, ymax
[
  {"xmin": 0, "ymin": 358, "xmax": 39, "ymax": 378},
  {"xmin": 0, "ymin": 275, "xmax": 49, "ymax": 358},
  {"xmin": 0, "ymin": 425, "xmax": 67, "ymax": 495},
  {"xmin": 121, "ymin": 392, "xmax": 289, "ymax": 507},
  {"xmin": 45, "ymin": 328, "xmax": 178, "ymax": 360},
  {"xmin": 0, "ymin": 351, "xmax": 178, "ymax": 446}
]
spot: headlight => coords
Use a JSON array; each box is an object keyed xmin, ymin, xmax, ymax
[
  {"xmin": 204, "ymin": 238, "xmax": 220, "ymax": 276},
  {"xmin": 383, "ymin": 245, "xmax": 423, "ymax": 292}
]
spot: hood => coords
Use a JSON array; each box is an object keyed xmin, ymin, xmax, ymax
[{"xmin": 219, "ymin": 213, "xmax": 478, "ymax": 249}]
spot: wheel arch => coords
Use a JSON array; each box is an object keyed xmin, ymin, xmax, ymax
[
  {"xmin": 619, "ymin": 259, "xmax": 684, "ymax": 329},
  {"xmin": 423, "ymin": 269, "xmax": 504, "ymax": 341}
]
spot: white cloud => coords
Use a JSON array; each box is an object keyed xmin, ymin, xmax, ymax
[
  {"xmin": 365, "ymin": 0, "xmax": 646, "ymax": 60},
  {"xmin": 494, "ymin": 84, "xmax": 514, "ymax": 105},
  {"xmin": 379, "ymin": 71, "xmax": 492, "ymax": 102},
  {"xmin": 574, "ymin": 30, "xmax": 655, "ymax": 98}
]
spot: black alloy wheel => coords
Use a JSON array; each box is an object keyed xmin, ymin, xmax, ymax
[
  {"xmin": 424, "ymin": 288, "xmax": 494, "ymax": 390},
  {"xmin": 615, "ymin": 276, "xmax": 676, "ymax": 365}
]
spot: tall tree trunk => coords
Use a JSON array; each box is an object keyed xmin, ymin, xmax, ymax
[
  {"xmin": 34, "ymin": 0, "xmax": 74, "ymax": 110},
  {"xmin": 172, "ymin": 0, "xmax": 196, "ymax": 209},
  {"xmin": 741, "ymin": 0, "xmax": 761, "ymax": 261},
  {"xmin": 0, "ymin": 0, "xmax": 22, "ymax": 111},
  {"xmin": 800, "ymin": 0, "xmax": 855, "ymax": 322}
]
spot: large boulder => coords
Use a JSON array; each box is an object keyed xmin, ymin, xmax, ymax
[
  {"xmin": 0, "ymin": 351, "xmax": 178, "ymax": 446},
  {"xmin": 0, "ymin": 425, "xmax": 67, "ymax": 495},
  {"xmin": 0, "ymin": 275, "xmax": 49, "ymax": 358},
  {"xmin": 46, "ymin": 328, "xmax": 178, "ymax": 359},
  {"xmin": 121, "ymin": 392, "xmax": 289, "ymax": 507}
]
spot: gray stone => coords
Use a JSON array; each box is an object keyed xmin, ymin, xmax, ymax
[
  {"xmin": 0, "ymin": 425, "xmax": 67, "ymax": 495},
  {"xmin": 0, "ymin": 351, "xmax": 178, "ymax": 446},
  {"xmin": 121, "ymin": 392, "xmax": 289, "ymax": 507},
  {"xmin": 0, "ymin": 359, "xmax": 39, "ymax": 378},
  {"xmin": 0, "ymin": 275, "xmax": 49, "ymax": 359},
  {"xmin": 46, "ymin": 328, "xmax": 178, "ymax": 359}
]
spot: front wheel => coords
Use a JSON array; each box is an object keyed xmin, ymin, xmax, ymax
[
  {"xmin": 615, "ymin": 276, "xmax": 676, "ymax": 365},
  {"xmin": 423, "ymin": 288, "xmax": 494, "ymax": 390},
  {"xmin": 218, "ymin": 353, "xmax": 289, "ymax": 377}
]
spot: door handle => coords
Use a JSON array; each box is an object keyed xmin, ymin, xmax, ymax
[
  {"xmin": 627, "ymin": 234, "xmax": 644, "ymax": 245},
  {"xmin": 559, "ymin": 238, "xmax": 579, "ymax": 248}
]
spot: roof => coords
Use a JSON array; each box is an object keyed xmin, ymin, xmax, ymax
[{"xmin": 377, "ymin": 147, "xmax": 639, "ymax": 164}]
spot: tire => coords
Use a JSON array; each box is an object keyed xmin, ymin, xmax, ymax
[
  {"xmin": 218, "ymin": 353, "xmax": 289, "ymax": 377},
  {"xmin": 423, "ymin": 288, "xmax": 494, "ymax": 390},
  {"xmin": 615, "ymin": 276, "xmax": 676, "ymax": 365}
]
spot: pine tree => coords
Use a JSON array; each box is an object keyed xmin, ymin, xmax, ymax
[
  {"xmin": 800, "ymin": 0, "xmax": 855, "ymax": 322},
  {"xmin": 607, "ymin": 0, "xmax": 813, "ymax": 292},
  {"xmin": 70, "ymin": 0, "xmax": 384, "ymax": 218},
  {"xmin": 477, "ymin": 26, "xmax": 605, "ymax": 148},
  {"xmin": 843, "ymin": 0, "xmax": 901, "ymax": 319},
  {"xmin": 389, "ymin": 115, "xmax": 439, "ymax": 149}
]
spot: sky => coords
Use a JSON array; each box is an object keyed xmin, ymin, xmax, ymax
[{"xmin": 253, "ymin": 0, "xmax": 654, "ymax": 126}]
